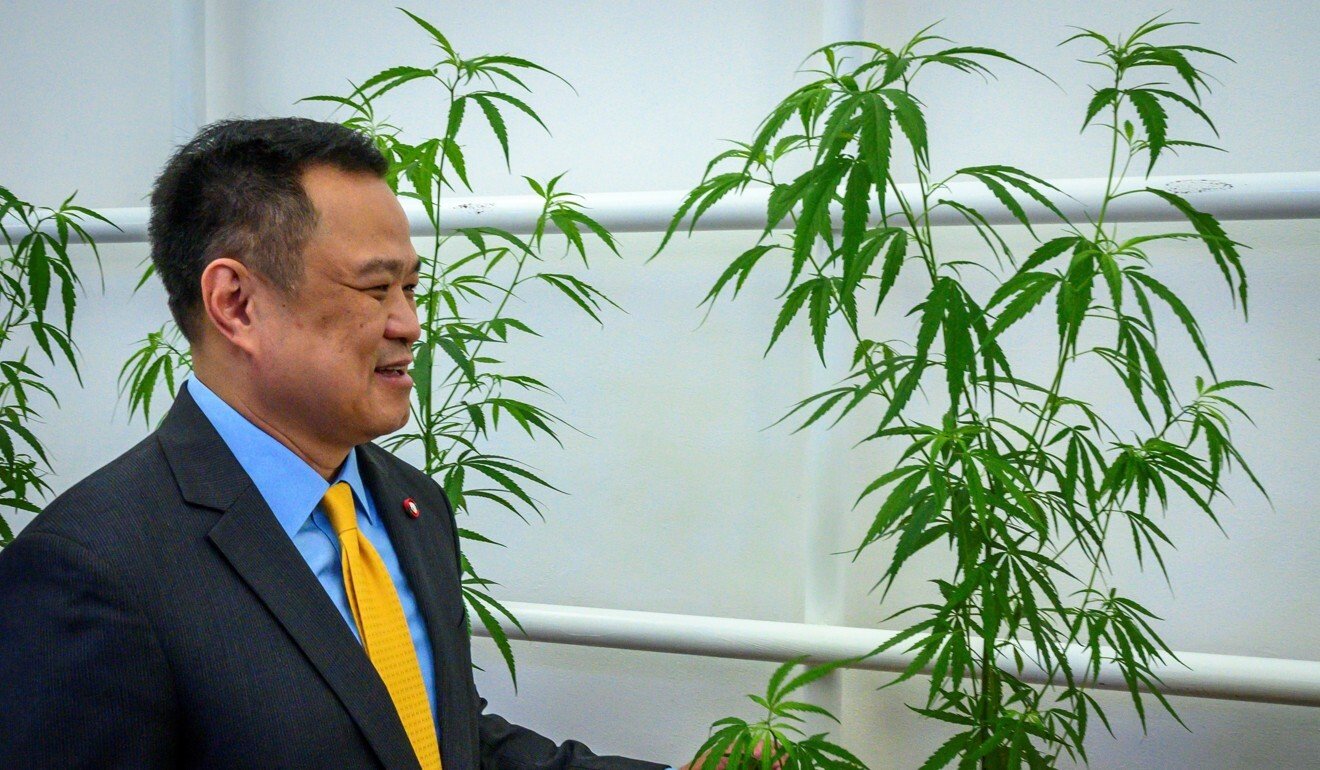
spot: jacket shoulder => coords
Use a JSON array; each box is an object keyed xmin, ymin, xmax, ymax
[{"xmin": 17, "ymin": 430, "xmax": 178, "ymax": 552}]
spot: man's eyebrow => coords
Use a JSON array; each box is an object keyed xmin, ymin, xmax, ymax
[{"xmin": 354, "ymin": 256, "xmax": 423, "ymax": 277}]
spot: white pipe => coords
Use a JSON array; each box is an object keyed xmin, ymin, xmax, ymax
[
  {"xmin": 170, "ymin": 0, "xmax": 206, "ymax": 146},
  {"xmin": 26, "ymin": 171, "xmax": 1319, "ymax": 245},
  {"xmin": 473, "ymin": 602, "xmax": 1320, "ymax": 708}
]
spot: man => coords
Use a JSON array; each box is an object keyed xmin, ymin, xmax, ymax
[{"xmin": 0, "ymin": 118, "xmax": 676, "ymax": 768}]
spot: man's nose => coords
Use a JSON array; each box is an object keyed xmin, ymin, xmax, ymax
[{"xmin": 386, "ymin": 289, "xmax": 422, "ymax": 345}]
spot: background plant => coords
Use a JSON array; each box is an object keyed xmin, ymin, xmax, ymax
[
  {"xmin": 121, "ymin": 7, "xmax": 620, "ymax": 685},
  {"xmin": 0, "ymin": 185, "xmax": 111, "ymax": 546},
  {"xmin": 663, "ymin": 17, "xmax": 1262, "ymax": 768}
]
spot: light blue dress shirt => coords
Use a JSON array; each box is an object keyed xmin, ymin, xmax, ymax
[{"xmin": 186, "ymin": 376, "xmax": 439, "ymax": 730}]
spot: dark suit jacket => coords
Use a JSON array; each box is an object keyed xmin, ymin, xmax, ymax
[{"xmin": 0, "ymin": 385, "xmax": 665, "ymax": 770}]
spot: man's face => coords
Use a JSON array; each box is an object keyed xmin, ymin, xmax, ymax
[{"xmin": 249, "ymin": 164, "xmax": 421, "ymax": 456}]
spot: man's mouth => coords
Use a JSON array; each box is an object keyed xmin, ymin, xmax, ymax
[{"xmin": 374, "ymin": 362, "xmax": 413, "ymax": 384}]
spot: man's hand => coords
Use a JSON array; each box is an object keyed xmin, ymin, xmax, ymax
[{"xmin": 681, "ymin": 738, "xmax": 784, "ymax": 770}]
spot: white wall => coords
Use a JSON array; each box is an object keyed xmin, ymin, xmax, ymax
[{"xmin": 1, "ymin": 1, "xmax": 1316, "ymax": 767}]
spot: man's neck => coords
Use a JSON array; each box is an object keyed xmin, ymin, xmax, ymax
[{"xmin": 191, "ymin": 363, "xmax": 349, "ymax": 481}]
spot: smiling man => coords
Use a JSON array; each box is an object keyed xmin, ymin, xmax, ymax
[{"xmin": 0, "ymin": 118, "xmax": 669, "ymax": 769}]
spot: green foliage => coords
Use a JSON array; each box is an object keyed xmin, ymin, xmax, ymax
[
  {"xmin": 122, "ymin": 8, "xmax": 619, "ymax": 686},
  {"xmin": 119, "ymin": 322, "xmax": 191, "ymax": 424},
  {"xmin": 664, "ymin": 17, "xmax": 1259, "ymax": 768},
  {"xmin": 0, "ymin": 185, "xmax": 111, "ymax": 545},
  {"xmin": 690, "ymin": 658, "xmax": 867, "ymax": 770}
]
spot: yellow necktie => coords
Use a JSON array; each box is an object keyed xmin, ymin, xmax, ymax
[{"xmin": 321, "ymin": 481, "xmax": 442, "ymax": 770}]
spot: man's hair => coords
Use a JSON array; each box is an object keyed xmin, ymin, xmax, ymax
[{"xmin": 148, "ymin": 117, "xmax": 388, "ymax": 341}]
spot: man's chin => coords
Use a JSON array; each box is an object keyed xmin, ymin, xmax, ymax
[
  {"xmin": 376, "ymin": 407, "xmax": 414, "ymax": 439},
  {"xmin": 360, "ymin": 389, "xmax": 414, "ymax": 437}
]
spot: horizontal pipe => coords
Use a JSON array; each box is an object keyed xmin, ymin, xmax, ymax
[
  {"xmin": 473, "ymin": 601, "xmax": 1320, "ymax": 708},
  {"xmin": 13, "ymin": 171, "xmax": 1318, "ymax": 245}
]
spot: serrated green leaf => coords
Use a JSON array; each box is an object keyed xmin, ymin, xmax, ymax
[
  {"xmin": 882, "ymin": 88, "xmax": 927, "ymax": 166},
  {"xmin": 1082, "ymin": 87, "xmax": 1120, "ymax": 130},
  {"xmin": 987, "ymin": 273, "xmax": 1056, "ymax": 341},
  {"xmin": 767, "ymin": 281, "xmax": 814, "ymax": 353},
  {"xmin": 860, "ymin": 94, "xmax": 893, "ymax": 193},
  {"xmin": 1126, "ymin": 269, "xmax": 1214, "ymax": 375},
  {"xmin": 466, "ymin": 591, "xmax": 517, "ymax": 688},
  {"xmin": 470, "ymin": 94, "xmax": 510, "ymax": 168},
  {"xmin": 839, "ymin": 162, "xmax": 871, "ymax": 269},
  {"xmin": 1127, "ymin": 88, "xmax": 1169, "ymax": 174},
  {"xmin": 398, "ymin": 7, "xmax": 457, "ymax": 57},
  {"xmin": 1143, "ymin": 187, "xmax": 1248, "ymax": 314}
]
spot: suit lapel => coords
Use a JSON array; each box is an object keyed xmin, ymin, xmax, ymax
[{"xmin": 157, "ymin": 385, "xmax": 421, "ymax": 770}]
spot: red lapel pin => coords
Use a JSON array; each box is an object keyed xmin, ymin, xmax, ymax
[{"xmin": 403, "ymin": 498, "xmax": 420, "ymax": 519}]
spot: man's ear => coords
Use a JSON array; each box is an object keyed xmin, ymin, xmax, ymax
[{"xmin": 199, "ymin": 257, "xmax": 261, "ymax": 354}]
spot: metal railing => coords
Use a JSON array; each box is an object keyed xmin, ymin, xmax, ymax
[
  {"xmin": 473, "ymin": 602, "xmax": 1320, "ymax": 708},
  {"xmin": 22, "ymin": 171, "xmax": 1320, "ymax": 243}
]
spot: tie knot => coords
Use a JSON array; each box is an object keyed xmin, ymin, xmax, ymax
[{"xmin": 321, "ymin": 481, "xmax": 358, "ymax": 536}]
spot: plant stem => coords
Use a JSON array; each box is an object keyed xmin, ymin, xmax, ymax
[
  {"xmin": 417, "ymin": 81, "xmax": 460, "ymax": 473},
  {"xmin": 1091, "ymin": 72, "xmax": 1125, "ymax": 237},
  {"xmin": 1026, "ymin": 70, "xmax": 1128, "ymax": 474},
  {"xmin": 978, "ymin": 625, "xmax": 997, "ymax": 769},
  {"xmin": 887, "ymin": 172, "xmax": 938, "ymax": 283}
]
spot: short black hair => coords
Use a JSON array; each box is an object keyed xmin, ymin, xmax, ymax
[{"xmin": 148, "ymin": 117, "xmax": 388, "ymax": 341}]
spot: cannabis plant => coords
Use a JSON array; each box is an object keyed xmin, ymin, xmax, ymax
[
  {"xmin": 0, "ymin": 185, "xmax": 111, "ymax": 546},
  {"xmin": 121, "ymin": 8, "xmax": 619, "ymax": 684},
  {"xmin": 691, "ymin": 657, "xmax": 867, "ymax": 770},
  {"xmin": 663, "ymin": 17, "xmax": 1261, "ymax": 768}
]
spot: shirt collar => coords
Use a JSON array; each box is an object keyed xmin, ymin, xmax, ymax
[{"xmin": 186, "ymin": 376, "xmax": 376, "ymax": 538}]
